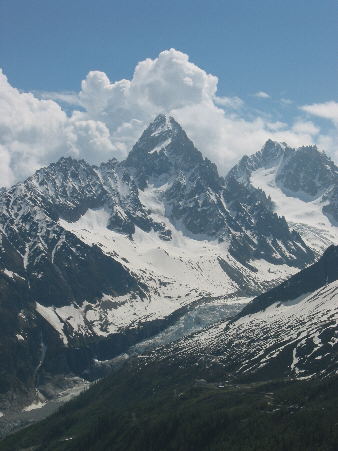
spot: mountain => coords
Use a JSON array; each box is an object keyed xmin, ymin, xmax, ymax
[
  {"xmin": 1, "ymin": 246, "xmax": 337, "ymax": 450},
  {"xmin": 0, "ymin": 114, "xmax": 325, "ymax": 413},
  {"xmin": 228, "ymin": 140, "xmax": 338, "ymax": 255},
  {"xmin": 123, "ymin": 115, "xmax": 313, "ymax": 269}
]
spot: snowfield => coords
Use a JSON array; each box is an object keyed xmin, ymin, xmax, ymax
[
  {"xmin": 55, "ymin": 186, "xmax": 298, "ymax": 340},
  {"xmin": 251, "ymin": 167, "xmax": 338, "ymax": 255}
]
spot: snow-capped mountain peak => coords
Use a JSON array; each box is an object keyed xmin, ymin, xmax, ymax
[
  {"xmin": 228, "ymin": 141, "xmax": 338, "ymax": 256},
  {"xmin": 124, "ymin": 113, "xmax": 205, "ymax": 189},
  {"xmin": 226, "ymin": 139, "xmax": 286, "ymax": 185},
  {"xmin": 147, "ymin": 113, "xmax": 178, "ymax": 137},
  {"xmin": 127, "ymin": 113, "xmax": 183, "ymax": 155}
]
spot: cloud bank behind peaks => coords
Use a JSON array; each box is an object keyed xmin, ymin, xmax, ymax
[
  {"xmin": 0, "ymin": 49, "xmax": 335, "ymax": 187},
  {"xmin": 0, "ymin": 69, "xmax": 114, "ymax": 186},
  {"xmin": 76, "ymin": 49, "xmax": 219, "ymax": 150}
]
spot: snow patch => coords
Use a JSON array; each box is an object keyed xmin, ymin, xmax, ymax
[
  {"xmin": 35, "ymin": 303, "xmax": 68, "ymax": 345},
  {"xmin": 22, "ymin": 400, "xmax": 46, "ymax": 412},
  {"xmin": 2, "ymin": 269, "xmax": 24, "ymax": 280},
  {"xmin": 149, "ymin": 138, "xmax": 171, "ymax": 154},
  {"xmin": 60, "ymin": 207, "xmax": 110, "ymax": 232}
]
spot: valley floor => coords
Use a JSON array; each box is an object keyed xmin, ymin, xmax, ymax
[{"xmin": 0, "ymin": 379, "xmax": 90, "ymax": 440}]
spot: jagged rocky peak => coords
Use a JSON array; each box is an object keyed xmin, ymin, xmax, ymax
[
  {"xmin": 126, "ymin": 113, "xmax": 184, "ymax": 158},
  {"xmin": 21, "ymin": 156, "xmax": 106, "ymax": 222},
  {"xmin": 124, "ymin": 113, "xmax": 205, "ymax": 187},
  {"xmin": 226, "ymin": 139, "xmax": 287, "ymax": 184},
  {"xmin": 34, "ymin": 155, "xmax": 91, "ymax": 180},
  {"xmin": 143, "ymin": 113, "xmax": 180, "ymax": 139},
  {"xmin": 260, "ymin": 139, "xmax": 286, "ymax": 164},
  {"xmin": 123, "ymin": 118, "xmax": 313, "ymax": 266},
  {"xmin": 25, "ymin": 155, "xmax": 99, "ymax": 197},
  {"xmin": 276, "ymin": 145, "xmax": 338, "ymax": 199},
  {"xmin": 228, "ymin": 139, "xmax": 338, "ymax": 198}
]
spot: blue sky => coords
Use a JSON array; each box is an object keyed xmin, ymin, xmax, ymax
[
  {"xmin": 1, "ymin": 0, "xmax": 336, "ymax": 103},
  {"xmin": 0, "ymin": 0, "xmax": 337, "ymax": 187}
]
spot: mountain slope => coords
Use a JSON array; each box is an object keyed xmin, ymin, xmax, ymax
[
  {"xmin": 151, "ymin": 245, "xmax": 338, "ymax": 381},
  {"xmin": 1, "ymin": 374, "xmax": 337, "ymax": 451}
]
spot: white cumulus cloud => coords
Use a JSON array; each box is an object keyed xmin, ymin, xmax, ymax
[{"xmin": 0, "ymin": 69, "xmax": 115, "ymax": 185}]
